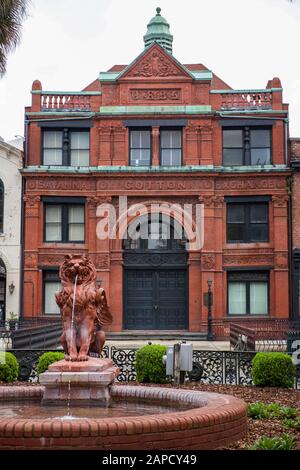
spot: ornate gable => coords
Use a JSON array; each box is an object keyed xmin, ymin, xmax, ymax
[{"xmin": 119, "ymin": 44, "xmax": 192, "ymax": 80}]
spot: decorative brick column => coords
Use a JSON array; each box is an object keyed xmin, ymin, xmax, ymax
[
  {"xmin": 152, "ymin": 126, "xmax": 160, "ymax": 166},
  {"xmin": 272, "ymin": 194, "xmax": 289, "ymax": 317},
  {"xmin": 23, "ymin": 195, "xmax": 41, "ymax": 317}
]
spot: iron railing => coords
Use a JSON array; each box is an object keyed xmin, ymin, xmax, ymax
[
  {"xmin": 0, "ymin": 320, "xmax": 62, "ymax": 350},
  {"xmin": 5, "ymin": 346, "xmax": 300, "ymax": 389},
  {"xmin": 230, "ymin": 320, "xmax": 300, "ymax": 352}
]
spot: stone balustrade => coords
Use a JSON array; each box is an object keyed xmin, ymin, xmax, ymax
[
  {"xmin": 220, "ymin": 90, "xmax": 272, "ymax": 110},
  {"xmin": 40, "ymin": 92, "xmax": 93, "ymax": 111}
]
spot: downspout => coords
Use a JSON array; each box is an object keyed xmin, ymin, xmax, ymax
[
  {"xmin": 285, "ymin": 118, "xmax": 294, "ymax": 321},
  {"xmin": 285, "ymin": 119, "xmax": 289, "ymax": 165},
  {"xmin": 288, "ymin": 174, "xmax": 293, "ymax": 320}
]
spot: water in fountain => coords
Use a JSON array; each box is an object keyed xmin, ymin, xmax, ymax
[{"xmin": 66, "ymin": 274, "xmax": 78, "ymax": 417}]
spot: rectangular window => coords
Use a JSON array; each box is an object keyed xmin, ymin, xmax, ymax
[
  {"xmin": 227, "ymin": 202, "xmax": 269, "ymax": 243},
  {"xmin": 223, "ymin": 129, "xmax": 243, "ymax": 166},
  {"xmin": 43, "ymin": 131, "xmax": 63, "ymax": 165},
  {"xmin": 43, "ymin": 130, "xmax": 90, "ymax": 166},
  {"xmin": 68, "ymin": 205, "xmax": 85, "ymax": 242},
  {"xmin": 43, "ymin": 270, "xmax": 61, "ymax": 315},
  {"xmin": 45, "ymin": 205, "xmax": 62, "ymax": 241},
  {"xmin": 130, "ymin": 129, "xmax": 151, "ymax": 166},
  {"xmin": 44, "ymin": 202, "xmax": 85, "ymax": 243},
  {"xmin": 250, "ymin": 129, "xmax": 271, "ymax": 165},
  {"xmin": 160, "ymin": 129, "xmax": 182, "ymax": 166},
  {"xmin": 228, "ymin": 271, "xmax": 269, "ymax": 315},
  {"xmin": 223, "ymin": 127, "xmax": 271, "ymax": 166},
  {"xmin": 70, "ymin": 132, "xmax": 90, "ymax": 166}
]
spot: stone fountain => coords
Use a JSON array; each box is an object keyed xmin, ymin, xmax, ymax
[
  {"xmin": 39, "ymin": 254, "xmax": 119, "ymax": 406},
  {"xmin": 0, "ymin": 255, "xmax": 248, "ymax": 450}
]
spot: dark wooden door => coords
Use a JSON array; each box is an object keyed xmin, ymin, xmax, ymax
[{"xmin": 124, "ymin": 269, "xmax": 187, "ymax": 330}]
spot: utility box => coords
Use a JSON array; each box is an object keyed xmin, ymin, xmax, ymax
[
  {"xmin": 180, "ymin": 343, "xmax": 193, "ymax": 372},
  {"xmin": 165, "ymin": 346, "xmax": 174, "ymax": 375},
  {"xmin": 164, "ymin": 343, "xmax": 193, "ymax": 376}
]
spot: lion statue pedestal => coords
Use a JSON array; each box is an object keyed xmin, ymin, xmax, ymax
[
  {"xmin": 40, "ymin": 357, "xmax": 120, "ymax": 406},
  {"xmin": 40, "ymin": 254, "xmax": 119, "ymax": 407}
]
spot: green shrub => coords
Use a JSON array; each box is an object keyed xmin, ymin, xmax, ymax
[
  {"xmin": 0, "ymin": 352, "xmax": 19, "ymax": 382},
  {"xmin": 37, "ymin": 351, "xmax": 64, "ymax": 374},
  {"xmin": 248, "ymin": 402, "xmax": 298, "ymax": 420},
  {"xmin": 135, "ymin": 344, "xmax": 167, "ymax": 384},
  {"xmin": 252, "ymin": 352, "xmax": 296, "ymax": 388},
  {"xmin": 280, "ymin": 406, "xmax": 298, "ymax": 420},
  {"xmin": 283, "ymin": 417, "xmax": 300, "ymax": 430},
  {"xmin": 248, "ymin": 402, "xmax": 270, "ymax": 419},
  {"xmin": 251, "ymin": 433, "xmax": 295, "ymax": 450}
]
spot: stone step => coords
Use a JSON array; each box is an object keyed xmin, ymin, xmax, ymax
[{"xmin": 106, "ymin": 331, "xmax": 208, "ymax": 341}]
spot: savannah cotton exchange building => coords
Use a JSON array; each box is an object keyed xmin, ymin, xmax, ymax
[{"xmin": 22, "ymin": 9, "xmax": 292, "ymax": 337}]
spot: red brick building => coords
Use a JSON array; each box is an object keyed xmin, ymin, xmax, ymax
[{"xmin": 22, "ymin": 8, "xmax": 291, "ymax": 337}]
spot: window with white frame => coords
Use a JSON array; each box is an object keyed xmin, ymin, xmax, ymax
[
  {"xmin": 160, "ymin": 129, "xmax": 182, "ymax": 166},
  {"xmin": 44, "ymin": 202, "xmax": 85, "ymax": 243},
  {"xmin": 227, "ymin": 271, "xmax": 269, "ymax": 315},
  {"xmin": 43, "ymin": 129, "xmax": 90, "ymax": 166},
  {"xmin": 43, "ymin": 270, "xmax": 61, "ymax": 315},
  {"xmin": 130, "ymin": 129, "xmax": 151, "ymax": 166}
]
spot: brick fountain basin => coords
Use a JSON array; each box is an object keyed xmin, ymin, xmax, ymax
[{"xmin": 0, "ymin": 384, "xmax": 247, "ymax": 450}]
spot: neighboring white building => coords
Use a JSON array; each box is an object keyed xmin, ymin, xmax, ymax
[{"xmin": 0, "ymin": 137, "xmax": 23, "ymax": 321}]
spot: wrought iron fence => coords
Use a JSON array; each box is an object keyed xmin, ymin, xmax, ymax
[
  {"xmin": 230, "ymin": 320, "xmax": 300, "ymax": 352},
  {"xmin": 0, "ymin": 320, "xmax": 62, "ymax": 350},
  {"xmin": 5, "ymin": 346, "xmax": 299, "ymax": 389}
]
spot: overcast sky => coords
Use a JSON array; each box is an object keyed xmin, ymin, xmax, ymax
[{"xmin": 1, "ymin": 0, "xmax": 300, "ymax": 141}]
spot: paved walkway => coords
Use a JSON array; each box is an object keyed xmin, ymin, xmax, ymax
[{"xmin": 106, "ymin": 340, "xmax": 230, "ymax": 351}]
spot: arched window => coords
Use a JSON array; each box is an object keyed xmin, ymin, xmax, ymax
[
  {"xmin": 0, "ymin": 179, "xmax": 4, "ymax": 233},
  {"xmin": 123, "ymin": 214, "xmax": 186, "ymax": 251}
]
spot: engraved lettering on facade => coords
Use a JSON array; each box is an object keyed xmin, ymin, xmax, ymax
[{"xmin": 130, "ymin": 89, "xmax": 181, "ymax": 101}]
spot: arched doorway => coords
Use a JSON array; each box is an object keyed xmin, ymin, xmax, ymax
[
  {"xmin": 123, "ymin": 214, "xmax": 188, "ymax": 330},
  {"xmin": 0, "ymin": 259, "xmax": 6, "ymax": 322}
]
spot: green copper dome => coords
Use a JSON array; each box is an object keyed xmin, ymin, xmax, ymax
[{"xmin": 143, "ymin": 7, "xmax": 173, "ymax": 54}]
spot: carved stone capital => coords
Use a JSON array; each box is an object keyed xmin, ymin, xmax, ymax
[
  {"xmin": 87, "ymin": 196, "xmax": 112, "ymax": 207},
  {"xmin": 24, "ymin": 252, "xmax": 38, "ymax": 268},
  {"xmin": 94, "ymin": 254, "xmax": 110, "ymax": 269},
  {"xmin": 201, "ymin": 254, "xmax": 216, "ymax": 270},
  {"xmin": 272, "ymin": 195, "xmax": 289, "ymax": 207},
  {"xmin": 198, "ymin": 195, "xmax": 224, "ymax": 208},
  {"xmin": 23, "ymin": 195, "xmax": 41, "ymax": 206},
  {"xmin": 274, "ymin": 253, "xmax": 288, "ymax": 268}
]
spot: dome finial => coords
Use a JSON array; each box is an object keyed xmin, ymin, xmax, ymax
[{"xmin": 144, "ymin": 7, "xmax": 173, "ymax": 54}]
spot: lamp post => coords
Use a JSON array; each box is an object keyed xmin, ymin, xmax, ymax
[
  {"xmin": 8, "ymin": 281, "xmax": 15, "ymax": 295},
  {"xmin": 207, "ymin": 278, "xmax": 213, "ymax": 341}
]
